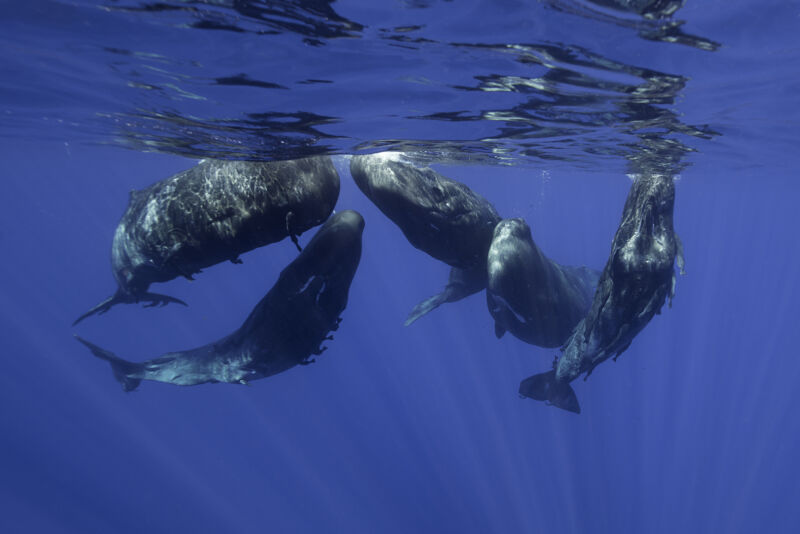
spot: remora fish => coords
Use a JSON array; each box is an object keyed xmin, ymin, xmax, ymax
[
  {"xmin": 349, "ymin": 153, "xmax": 501, "ymax": 325},
  {"xmin": 75, "ymin": 209, "xmax": 364, "ymax": 391},
  {"xmin": 487, "ymin": 218, "xmax": 600, "ymax": 348},
  {"xmin": 74, "ymin": 156, "xmax": 340, "ymax": 325},
  {"xmin": 520, "ymin": 174, "xmax": 684, "ymax": 413}
]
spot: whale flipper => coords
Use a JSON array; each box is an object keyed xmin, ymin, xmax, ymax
[
  {"xmin": 404, "ymin": 266, "xmax": 486, "ymax": 326},
  {"xmin": 404, "ymin": 281, "xmax": 482, "ymax": 326},
  {"xmin": 74, "ymin": 336, "xmax": 142, "ymax": 392},
  {"xmin": 73, "ymin": 291, "xmax": 187, "ymax": 326},
  {"xmin": 519, "ymin": 370, "xmax": 580, "ymax": 414},
  {"xmin": 405, "ymin": 291, "xmax": 448, "ymax": 326}
]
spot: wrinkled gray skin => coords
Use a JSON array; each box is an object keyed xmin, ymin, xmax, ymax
[
  {"xmin": 74, "ymin": 157, "xmax": 340, "ymax": 325},
  {"xmin": 487, "ymin": 219, "xmax": 600, "ymax": 348},
  {"xmin": 520, "ymin": 174, "xmax": 684, "ymax": 414},
  {"xmin": 75, "ymin": 210, "xmax": 364, "ymax": 391},
  {"xmin": 350, "ymin": 154, "xmax": 501, "ymax": 325}
]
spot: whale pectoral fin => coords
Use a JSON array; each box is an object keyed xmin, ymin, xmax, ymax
[
  {"xmin": 404, "ymin": 291, "xmax": 447, "ymax": 326},
  {"xmin": 675, "ymin": 232, "xmax": 686, "ymax": 275},
  {"xmin": 230, "ymin": 256, "xmax": 243, "ymax": 264},
  {"xmin": 74, "ymin": 335, "xmax": 142, "ymax": 392},
  {"xmin": 519, "ymin": 370, "xmax": 580, "ymax": 414},
  {"xmin": 669, "ymin": 272, "xmax": 676, "ymax": 307},
  {"xmin": 138, "ymin": 292, "xmax": 188, "ymax": 309},
  {"xmin": 405, "ymin": 267, "xmax": 486, "ymax": 327},
  {"xmin": 494, "ymin": 321, "xmax": 506, "ymax": 339}
]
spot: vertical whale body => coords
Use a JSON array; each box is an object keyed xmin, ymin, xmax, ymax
[
  {"xmin": 349, "ymin": 153, "xmax": 501, "ymax": 325},
  {"xmin": 520, "ymin": 174, "xmax": 683, "ymax": 413},
  {"xmin": 487, "ymin": 218, "xmax": 599, "ymax": 348}
]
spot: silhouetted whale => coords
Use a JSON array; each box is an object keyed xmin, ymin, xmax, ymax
[
  {"xmin": 487, "ymin": 218, "xmax": 599, "ymax": 348},
  {"xmin": 74, "ymin": 157, "xmax": 340, "ymax": 325},
  {"xmin": 349, "ymin": 153, "xmax": 501, "ymax": 325},
  {"xmin": 75, "ymin": 209, "xmax": 364, "ymax": 390},
  {"xmin": 520, "ymin": 174, "xmax": 684, "ymax": 413}
]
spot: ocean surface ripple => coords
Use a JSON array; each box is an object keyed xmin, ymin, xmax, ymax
[{"xmin": 0, "ymin": 0, "xmax": 757, "ymax": 174}]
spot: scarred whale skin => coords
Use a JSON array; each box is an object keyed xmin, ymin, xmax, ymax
[
  {"xmin": 75, "ymin": 210, "xmax": 364, "ymax": 391},
  {"xmin": 487, "ymin": 218, "xmax": 599, "ymax": 348},
  {"xmin": 349, "ymin": 153, "xmax": 501, "ymax": 325},
  {"xmin": 520, "ymin": 174, "xmax": 683, "ymax": 414},
  {"xmin": 74, "ymin": 156, "xmax": 340, "ymax": 325}
]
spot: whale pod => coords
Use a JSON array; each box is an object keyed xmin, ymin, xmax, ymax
[
  {"xmin": 487, "ymin": 218, "xmax": 599, "ymax": 348},
  {"xmin": 349, "ymin": 153, "xmax": 501, "ymax": 324},
  {"xmin": 74, "ymin": 156, "xmax": 340, "ymax": 325},
  {"xmin": 520, "ymin": 174, "xmax": 683, "ymax": 413},
  {"xmin": 76, "ymin": 209, "xmax": 364, "ymax": 390}
]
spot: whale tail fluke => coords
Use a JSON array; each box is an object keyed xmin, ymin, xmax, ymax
[
  {"xmin": 519, "ymin": 370, "xmax": 581, "ymax": 414},
  {"xmin": 73, "ymin": 291, "xmax": 187, "ymax": 326},
  {"xmin": 72, "ymin": 294, "xmax": 121, "ymax": 326},
  {"xmin": 74, "ymin": 335, "xmax": 142, "ymax": 392}
]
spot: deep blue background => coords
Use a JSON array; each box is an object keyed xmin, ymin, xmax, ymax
[
  {"xmin": 2, "ymin": 140, "xmax": 798, "ymax": 533},
  {"xmin": 1, "ymin": 0, "xmax": 799, "ymax": 533}
]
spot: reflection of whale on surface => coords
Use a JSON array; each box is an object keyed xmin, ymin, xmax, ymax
[
  {"xmin": 74, "ymin": 156, "xmax": 341, "ymax": 325},
  {"xmin": 349, "ymin": 153, "xmax": 501, "ymax": 325},
  {"xmin": 75, "ymin": 210, "xmax": 364, "ymax": 391},
  {"xmin": 587, "ymin": 0, "xmax": 684, "ymax": 18},
  {"xmin": 487, "ymin": 218, "xmax": 599, "ymax": 348},
  {"xmin": 520, "ymin": 174, "xmax": 683, "ymax": 413}
]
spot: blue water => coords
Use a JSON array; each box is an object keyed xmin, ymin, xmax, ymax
[{"xmin": 1, "ymin": 1, "xmax": 799, "ymax": 532}]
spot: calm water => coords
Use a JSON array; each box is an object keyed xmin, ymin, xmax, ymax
[{"xmin": 1, "ymin": 1, "xmax": 799, "ymax": 532}]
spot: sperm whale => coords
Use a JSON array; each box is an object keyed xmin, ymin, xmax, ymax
[
  {"xmin": 519, "ymin": 174, "xmax": 684, "ymax": 413},
  {"xmin": 349, "ymin": 153, "xmax": 501, "ymax": 325},
  {"xmin": 76, "ymin": 210, "xmax": 364, "ymax": 390},
  {"xmin": 74, "ymin": 156, "xmax": 340, "ymax": 325},
  {"xmin": 487, "ymin": 218, "xmax": 599, "ymax": 348}
]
